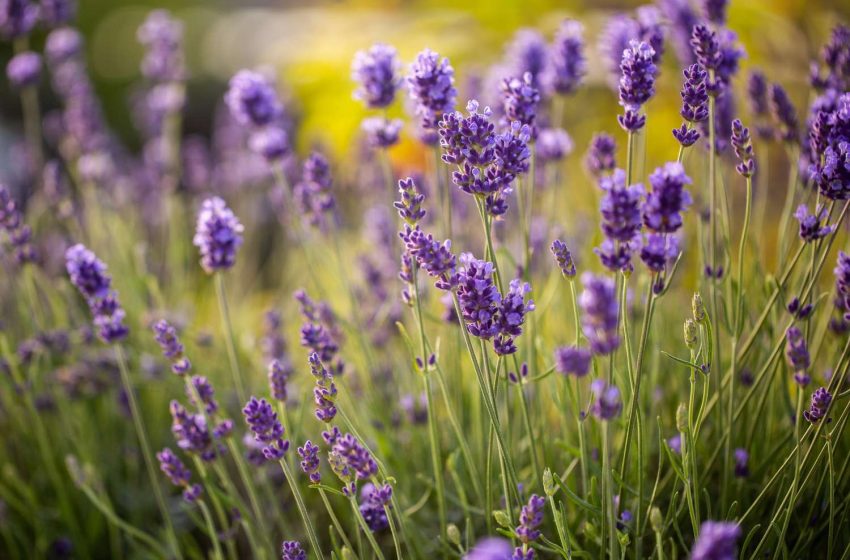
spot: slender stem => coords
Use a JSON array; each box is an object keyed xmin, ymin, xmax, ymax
[
  {"xmin": 384, "ymin": 501, "xmax": 404, "ymax": 559},
  {"xmin": 198, "ymin": 499, "xmax": 224, "ymax": 560},
  {"xmin": 319, "ymin": 488, "xmax": 354, "ymax": 552},
  {"xmin": 279, "ymin": 459, "xmax": 325, "ymax": 560},
  {"xmin": 351, "ymin": 496, "xmax": 386, "ymax": 560},
  {"xmin": 223, "ymin": 438, "xmax": 272, "ymax": 553},
  {"xmin": 114, "ymin": 345, "xmax": 182, "ymax": 559},
  {"xmin": 602, "ymin": 421, "xmax": 618, "ymax": 559},
  {"xmin": 214, "ymin": 273, "xmax": 247, "ymax": 404}
]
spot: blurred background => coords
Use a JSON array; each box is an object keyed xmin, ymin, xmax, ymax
[{"xmin": 2, "ymin": 0, "xmax": 849, "ymax": 166}]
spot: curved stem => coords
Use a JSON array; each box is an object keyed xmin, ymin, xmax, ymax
[
  {"xmin": 279, "ymin": 459, "xmax": 325, "ymax": 560},
  {"xmin": 214, "ymin": 273, "xmax": 247, "ymax": 404}
]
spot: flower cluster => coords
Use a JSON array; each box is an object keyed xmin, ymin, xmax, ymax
[
  {"xmin": 554, "ymin": 346, "xmax": 591, "ymax": 377},
  {"xmin": 585, "ymin": 133, "xmax": 617, "ymax": 178},
  {"xmin": 769, "ymin": 83, "xmax": 799, "ymax": 144},
  {"xmin": 65, "ymin": 244, "xmax": 128, "ymax": 343},
  {"xmin": 329, "ymin": 432, "xmax": 377, "ymax": 495},
  {"xmin": 439, "ymin": 100, "xmax": 531, "ymax": 216},
  {"xmin": 809, "ymin": 93, "xmax": 850, "ymax": 201},
  {"xmin": 500, "ymin": 72, "xmax": 540, "ymax": 136},
  {"xmin": 803, "ymin": 387, "xmax": 833, "ymax": 423},
  {"xmin": 595, "ymin": 169, "xmax": 644, "ymax": 272},
  {"xmin": 691, "ymin": 521, "xmax": 741, "ymax": 560},
  {"xmin": 590, "ymin": 379, "xmax": 622, "ymax": 420},
  {"xmin": 785, "ymin": 326, "xmax": 810, "ymax": 385},
  {"xmin": 361, "ymin": 116, "xmax": 402, "ymax": 149},
  {"xmin": 516, "ymin": 494, "xmax": 545, "ymax": 544},
  {"xmin": 536, "ymin": 128, "xmax": 573, "ymax": 162},
  {"xmin": 294, "ymin": 152, "xmax": 336, "ymax": 231},
  {"xmin": 394, "ymin": 176, "xmax": 426, "ymax": 225},
  {"xmin": 0, "ymin": 0, "xmax": 38, "ymax": 40},
  {"xmin": 0, "ymin": 185, "xmax": 36, "ymax": 264},
  {"xmin": 400, "ymin": 225, "xmax": 457, "ymax": 290},
  {"xmin": 137, "ymin": 10, "xmax": 184, "ymax": 83},
  {"xmin": 281, "ymin": 541, "xmax": 307, "ymax": 560},
  {"xmin": 6, "ymin": 51, "xmax": 40, "ymax": 89},
  {"xmin": 407, "ymin": 49, "xmax": 457, "ymax": 143},
  {"xmin": 640, "ymin": 163, "xmax": 691, "ymax": 272},
  {"xmin": 268, "ymin": 359, "xmax": 292, "ymax": 402},
  {"xmin": 359, "ymin": 482, "xmax": 393, "ymax": 533},
  {"xmin": 734, "ymin": 448, "xmax": 749, "ymax": 478},
  {"xmin": 673, "ymin": 64, "xmax": 708, "ymax": 147},
  {"xmin": 308, "ymin": 352, "xmax": 338, "ymax": 423},
  {"xmin": 579, "ymin": 273, "xmax": 620, "ymax": 355},
  {"xmin": 157, "ymin": 448, "xmax": 201, "ymax": 503},
  {"xmin": 295, "ymin": 289, "xmax": 344, "ymax": 376},
  {"xmin": 617, "ymin": 40, "xmax": 657, "ymax": 131},
  {"xmin": 546, "ymin": 19, "xmax": 586, "ymax": 96},
  {"xmin": 598, "ymin": 8, "xmax": 663, "ymax": 88},
  {"xmin": 550, "ymin": 239, "xmax": 576, "ymax": 277},
  {"xmin": 170, "ymin": 400, "xmax": 218, "ymax": 461},
  {"xmin": 294, "ymin": 440, "xmax": 321, "ymax": 485},
  {"xmin": 193, "ymin": 197, "xmax": 244, "ymax": 274},
  {"xmin": 352, "ymin": 43, "xmax": 400, "ymax": 109},
  {"xmin": 152, "ymin": 320, "xmax": 191, "ymax": 375},
  {"xmin": 225, "ymin": 69, "xmax": 289, "ymax": 163},
  {"xmin": 261, "ymin": 309, "xmax": 289, "ymax": 363},
  {"xmin": 730, "ymin": 119, "xmax": 756, "ymax": 177},
  {"xmin": 794, "ymin": 204, "xmax": 834, "ymax": 242},
  {"xmin": 242, "ymin": 397, "xmax": 289, "ymax": 460}
]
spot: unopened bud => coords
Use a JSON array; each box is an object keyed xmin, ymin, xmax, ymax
[
  {"xmin": 447, "ymin": 524, "xmax": 461, "ymax": 546},
  {"xmin": 650, "ymin": 507, "xmax": 663, "ymax": 532},
  {"xmin": 543, "ymin": 468, "xmax": 556, "ymax": 496},
  {"xmin": 692, "ymin": 293, "xmax": 705, "ymax": 323},
  {"xmin": 676, "ymin": 403, "xmax": 688, "ymax": 433},
  {"xmin": 684, "ymin": 319, "xmax": 698, "ymax": 349},
  {"xmin": 493, "ymin": 510, "xmax": 511, "ymax": 528}
]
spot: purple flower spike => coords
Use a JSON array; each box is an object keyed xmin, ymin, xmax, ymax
[
  {"xmin": 590, "ymin": 379, "xmax": 622, "ymax": 420},
  {"xmin": 550, "ymin": 239, "xmax": 576, "ymax": 277},
  {"xmin": 400, "ymin": 225, "xmax": 457, "ymax": 290},
  {"xmin": 0, "ymin": 0, "xmax": 38, "ymax": 40},
  {"xmin": 297, "ymin": 440, "xmax": 321, "ymax": 483},
  {"xmin": 352, "ymin": 43, "xmax": 400, "ymax": 109},
  {"xmin": 456, "ymin": 253, "xmax": 501, "ymax": 340},
  {"xmin": 242, "ymin": 397, "xmax": 289, "ymax": 460},
  {"xmin": 157, "ymin": 447, "xmax": 201, "ymax": 503},
  {"xmin": 639, "ymin": 233, "xmax": 679, "ymax": 273},
  {"xmin": 65, "ymin": 244, "xmax": 128, "ymax": 344},
  {"xmin": 394, "ymin": 176, "xmax": 426, "ymax": 225},
  {"xmin": 803, "ymin": 387, "xmax": 832, "ymax": 423},
  {"xmin": 691, "ymin": 521, "xmax": 741, "ymax": 560},
  {"xmin": 702, "ymin": 0, "xmax": 728, "ymax": 25},
  {"xmin": 361, "ymin": 116, "xmax": 402, "ymax": 149},
  {"xmin": 268, "ymin": 359, "xmax": 291, "ymax": 402},
  {"xmin": 6, "ymin": 51, "xmax": 40, "ymax": 89},
  {"xmin": 536, "ymin": 128, "xmax": 573, "ymax": 162},
  {"xmin": 643, "ymin": 162, "xmax": 692, "ymax": 234},
  {"xmin": 193, "ymin": 197, "xmax": 244, "ymax": 274},
  {"xmin": 585, "ymin": 133, "xmax": 617, "ymax": 178},
  {"xmin": 137, "ymin": 10, "xmax": 184, "ymax": 82},
  {"xmin": 308, "ymin": 352, "xmax": 338, "ymax": 423},
  {"xmin": 547, "ymin": 19, "xmax": 586, "ymax": 96},
  {"xmin": 359, "ymin": 482, "xmax": 393, "ymax": 532},
  {"xmin": 333, "ymin": 432, "xmax": 377, "ymax": 481},
  {"xmin": 225, "ymin": 70, "xmax": 281, "ymax": 127},
  {"xmin": 516, "ymin": 494, "xmax": 545, "ymax": 544},
  {"xmin": 505, "ymin": 29, "xmax": 549, "ymax": 91},
  {"xmin": 617, "ymin": 40, "xmax": 657, "ymax": 132},
  {"xmin": 579, "ymin": 273, "xmax": 620, "ymax": 355},
  {"xmin": 153, "ymin": 320, "xmax": 191, "ymax": 375},
  {"xmin": 734, "ymin": 448, "xmax": 749, "ymax": 478},
  {"xmin": 294, "ymin": 152, "xmax": 336, "ymax": 231},
  {"xmin": 407, "ymin": 48, "xmax": 457, "ymax": 143},
  {"xmin": 281, "ymin": 540, "xmax": 307, "ymax": 560},
  {"xmin": 673, "ymin": 63, "xmax": 708, "ymax": 146},
  {"xmin": 500, "ymin": 72, "xmax": 540, "ymax": 136},
  {"xmin": 595, "ymin": 169, "xmax": 644, "ymax": 272},
  {"xmin": 554, "ymin": 346, "xmax": 592, "ymax": 377},
  {"xmin": 784, "ymin": 326, "xmax": 810, "ymax": 381},
  {"xmin": 494, "ymin": 278, "xmax": 535, "ymax": 356},
  {"xmin": 465, "ymin": 537, "xmax": 513, "ymax": 560},
  {"xmin": 730, "ymin": 119, "xmax": 756, "ymax": 177},
  {"xmin": 794, "ymin": 204, "xmax": 834, "ymax": 242},
  {"xmin": 768, "ymin": 84, "xmax": 799, "ymax": 144},
  {"xmin": 40, "ymin": 0, "xmax": 75, "ymax": 28}
]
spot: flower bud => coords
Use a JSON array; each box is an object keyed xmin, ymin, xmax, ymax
[
  {"xmin": 543, "ymin": 468, "xmax": 556, "ymax": 496},
  {"xmin": 493, "ymin": 510, "xmax": 511, "ymax": 528},
  {"xmin": 447, "ymin": 524, "xmax": 461, "ymax": 546},
  {"xmin": 650, "ymin": 507, "xmax": 663, "ymax": 533},
  {"xmin": 684, "ymin": 319, "xmax": 698, "ymax": 349},
  {"xmin": 692, "ymin": 293, "xmax": 705, "ymax": 323},
  {"xmin": 676, "ymin": 403, "xmax": 688, "ymax": 433}
]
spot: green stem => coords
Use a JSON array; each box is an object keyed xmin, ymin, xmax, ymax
[
  {"xmin": 214, "ymin": 273, "xmax": 247, "ymax": 404},
  {"xmin": 319, "ymin": 488, "xmax": 354, "ymax": 552},
  {"xmin": 114, "ymin": 345, "xmax": 182, "ymax": 559},
  {"xmin": 280, "ymin": 459, "xmax": 325, "ymax": 560},
  {"xmin": 351, "ymin": 496, "xmax": 386, "ymax": 560},
  {"xmin": 198, "ymin": 499, "xmax": 224, "ymax": 560}
]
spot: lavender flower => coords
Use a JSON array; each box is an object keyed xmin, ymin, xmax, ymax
[
  {"xmin": 747, "ymin": 70, "xmax": 769, "ymax": 118},
  {"xmin": 242, "ymin": 397, "xmax": 289, "ymax": 460},
  {"xmin": 730, "ymin": 119, "xmax": 756, "ymax": 177},
  {"xmin": 554, "ymin": 346, "xmax": 591, "ymax": 377},
  {"xmin": 598, "ymin": 14, "xmax": 640, "ymax": 88},
  {"xmin": 153, "ymin": 320, "xmax": 191, "ymax": 375},
  {"xmin": 500, "ymin": 73, "xmax": 540, "ymax": 135},
  {"xmin": 536, "ymin": 128, "xmax": 573, "ymax": 162},
  {"xmin": 225, "ymin": 70, "xmax": 282, "ymax": 127},
  {"xmin": 297, "ymin": 440, "xmax": 321, "ymax": 483},
  {"xmin": 0, "ymin": 185, "xmax": 36, "ymax": 264},
  {"xmin": 281, "ymin": 541, "xmax": 307, "ymax": 560},
  {"xmin": 359, "ymin": 482, "xmax": 393, "ymax": 532},
  {"xmin": 268, "ymin": 359, "xmax": 291, "ymax": 402},
  {"xmin": 157, "ymin": 447, "xmax": 201, "ymax": 502},
  {"xmin": 170, "ymin": 400, "xmax": 216, "ymax": 460},
  {"xmin": 407, "ymin": 49, "xmax": 457, "ymax": 142},
  {"xmin": 294, "ymin": 152, "xmax": 336, "ymax": 231},
  {"xmin": 137, "ymin": 10, "xmax": 184, "ymax": 83},
  {"xmin": 803, "ymin": 387, "xmax": 832, "ymax": 423},
  {"xmin": 617, "ymin": 40, "xmax": 657, "ymax": 131},
  {"xmin": 516, "ymin": 494, "xmax": 545, "ymax": 543},
  {"xmin": 45, "ymin": 27, "xmax": 82, "ymax": 65},
  {"xmin": 361, "ymin": 117, "xmax": 402, "ymax": 149},
  {"xmin": 40, "ymin": 0, "xmax": 75, "ymax": 28},
  {"xmin": 590, "ymin": 379, "xmax": 622, "ymax": 420},
  {"xmin": 193, "ymin": 197, "xmax": 244, "ymax": 273},
  {"xmin": 673, "ymin": 64, "xmax": 708, "ymax": 146},
  {"xmin": 809, "ymin": 93, "xmax": 850, "ymax": 201},
  {"xmin": 595, "ymin": 169, "xmax": 644, "ymax": 271},
  {"xmin": 794, "ymin": 204, "xmax": 834, "ymax": 242},
  {"xmin": 546, "ymin": 19, "xmax": 586, "ymax": 95},
  {"xmin": 702, "ymin": 0, "xmax": 728, "ymax": 24},
  {"xmin": 352, "ymin": 43, "xmax": 400, "ymax": 109},
  {"xmin": 6, "ymin": 51, "xmax": 40, "ymax": 88},
  {"xmin": 769, "ymin": 84, "xmax": 799, "ymax": 144},
  {"xmin": 643, "ymin": 162, "xmax": 692, "ymax": 234},
  {"xmin": 456, "ymin": 254, "xmax": 501, "ymax": 340},
  {"xmin": 585, "ymin": 133, "xmax": 617, "ymax": 178},
  {"xmin": 835, "ymin": 252, "xmax": 850, "ymax": 318},
  {"xmin": 261, "ymin": 309, "xmax": 288, "ymax": 363},
  {"xmin": 0, "ymin": 0, "xmax": 37, "ymax": 39},
  {"xmin": 65, "ymin": 244, "xmax": 128, "ymax": 343},
  {"xmin": 465, "ymin": 538, "xmax": 513, "ymax": 560},
  {"xmin": 309, "ymin": 352, "xmax": 338, "ymax": 423},
  {"xmin": 640, "ymin": 233, "xmax": 679, "ymax": 273},
  {"xmin": 505, "ymin": 29, "xmax": 549, "ymax": 91},
  {"xmin": 734, "ymin": 448, "xmax": 749, "ymax": 478},
  {"xmin": 296, "ymin": 290, "xmax": 343, "ymax": 375},
  {"xmin": 493, "ymin": 278, "xmax": 535, "ymax": 356},
  {"xmin": 249, "ymin": 127, "xmax": 290, "ymax": 162},
  {"xmin": 188, "ymin": 376, "xmax": 219, "ymax": 415},
  {"xmin": 579, "ymin": 273, "xmax": 620, "ymax": 355},
  {"xmin": 394, "ymin": 176, "xmax": 426, "ymax": 225},
  {"xmin": 785, "ymin": 326, "xmax": 810, "ymax": 384},
  {"xmin": 400, "ymin": 226, "xmax": 457, "ymax": 290},
  {"xmin": 691, "ymin": 521, "xmax": 741, "ymax": 560},
  {"xmin": 550, "ymin": 239, "xmax": 576, "ymax": 277},
  {"xmin": 333, "ymin": 432, "xmax": 377, "ymax": 481}
]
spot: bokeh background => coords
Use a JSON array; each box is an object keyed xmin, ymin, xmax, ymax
[{"xmin": 2, "ymin": 0, "xmax": 849, "ymax": 167}]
